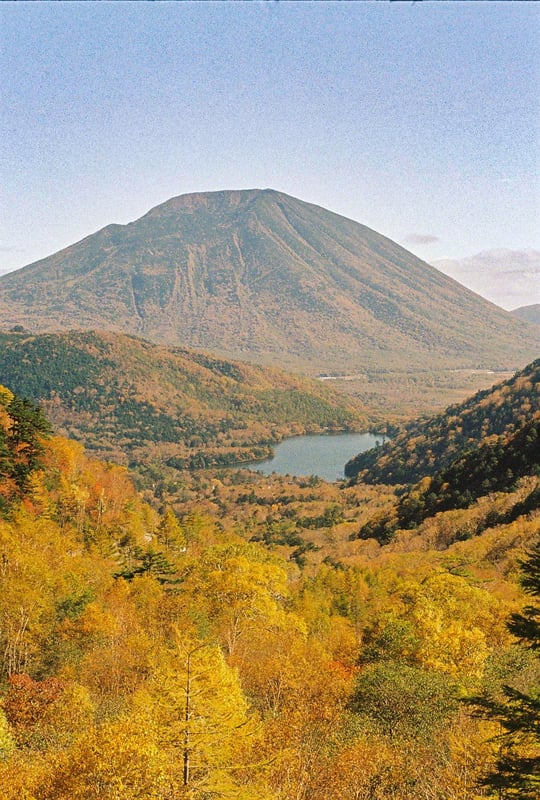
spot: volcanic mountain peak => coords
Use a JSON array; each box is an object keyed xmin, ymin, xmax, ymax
[
  {"xmin": 142, "ymin": 187, "xmax": 265, "ymax": 218},
  {"xmin": 0, "ymin": 189, "xmax": 537, "ymax": 373}
]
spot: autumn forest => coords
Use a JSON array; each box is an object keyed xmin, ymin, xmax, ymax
[
  {"xmin": 0, "ymin": 354, "xmax": 538, "ymax": 798},
  {"xmin": 3, "ymin": 2, "xmax": 539, "ymax": 795}
]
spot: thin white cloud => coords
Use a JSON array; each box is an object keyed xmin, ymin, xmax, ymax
[
  {"xmin": 433, "ymin": 249, "xmax": 540, "ymax": 310},
  {"xmin": 404, "ymin": 234, "xmax": 440, "ymax": 245}
]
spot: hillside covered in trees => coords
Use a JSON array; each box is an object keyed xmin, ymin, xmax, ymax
[
  {"xmin": 348, "ymin": 361, "xmax": 539, "ymax": 546},
  {"xmin": 345, "ymin": 359, "xmax": 540, "ymax": 485},
  {"xmin": 0, "ymin": 329, "xmax": 367, "ymax": 471},
  {"xmin": 356, "ymin": 416, "xmax": 539, "ymax": 546},
  {"xmin": 0, "ymin": 383, "xmax": 538, "ymax": 798}
]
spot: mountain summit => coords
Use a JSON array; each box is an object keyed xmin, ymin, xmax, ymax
[{"xmin": 0, "ymin": 189, "xmax": 537, "ymax": 372}]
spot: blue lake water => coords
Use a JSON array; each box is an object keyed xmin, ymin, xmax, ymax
[{"xmin": 241, "ymin": 432, "xmax": 384, "ymax": 482}]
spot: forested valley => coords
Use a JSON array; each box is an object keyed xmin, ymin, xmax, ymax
[{"xmin": 0, "ymin": 361, "xmax": 538, "ymax": 799}]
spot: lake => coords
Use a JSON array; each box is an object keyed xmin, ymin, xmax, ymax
[{"xmin": 240, "ymin": 432, "xmax": 384, "ymax": 482}]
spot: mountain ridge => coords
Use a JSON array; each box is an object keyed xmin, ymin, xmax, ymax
[{"xmin": 511, "ymin": 304, "xmax": 540, "ymax": 326}]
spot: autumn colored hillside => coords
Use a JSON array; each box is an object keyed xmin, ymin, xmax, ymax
[
  {"xmin": 345, "ymin": 358, "xmax": 540, "ymax": 484},
  {"xmin": 0, "ymin": 329, "xmax": 367, "ymax": 471},
  {"xmin": 0, "ymin": 384, "xmax": 538, "ymax": 798}
]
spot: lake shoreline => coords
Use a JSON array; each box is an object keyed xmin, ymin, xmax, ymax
[{"xmin": 234, "ymin": 431, "xmax": 386, "ymax": 483}]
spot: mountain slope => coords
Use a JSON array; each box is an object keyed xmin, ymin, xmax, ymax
[
  {"xmin": 512, "ymin": 304, "xmax": 540, "ymax": 326},
  {"xmin": 396, "ymin": 417, "xmax": 539, "ymax": 522},
  {"xmin": 345, "ymin": 359, "xmax": 540, "ymax": 485},
  {"xmin": 356, "ymin": 419, "xmax": 539, "ymax": 545},
  {"xmin": 0, "ymin": 329, "xmax": 366, "ymax": 470},
  {"xmin": 0, "ymin": 190, "xmax": 537, "ymax": 373}
]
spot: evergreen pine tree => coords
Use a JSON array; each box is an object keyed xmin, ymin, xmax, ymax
[{"xmin": 469, "ymin": 540, "xmax": 540, "ymax": 798}]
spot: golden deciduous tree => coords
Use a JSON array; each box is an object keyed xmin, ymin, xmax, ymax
[
  {"xmin": 37, "ymin": 715, "xmax": 168, "ymax": 800},
  {"xmin": 156, "ymin": 506, "xmax": 186, "ymax": 553},
  {"xmin": 0, "ymin": 707, "xmax": 14, "ymax": 761},
  {"xmin": 182, "ymin": 543, "xmax": 290, "ymax": 655},
  {"xmin": 405, "ymin": 572, "xmax": 511, "ymax": 679},
  {"xmin": 0, "ymin": 511, "xmax": 72, "ymax": 678},
  {"xmin": 134, "ymin": 629, "xmax": 272, "ymax": 799},
  {"xmin": 76, "ymin": 580, "xmax": 155, "ymax": 709}
]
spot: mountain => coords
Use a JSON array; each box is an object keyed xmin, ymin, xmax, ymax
[
  {"xmin": 0, "ymin": 190, "xmax": 537, "ymax": 373},
  {"xmin": 433, "ymin": 249, "xmax": 540, "ymax": 311},
  {"xmin": 345, "ymin": 359, "xmax": 540, "ymax": 485},
  {"xmin": 512, "ymin": 304, "xmax": 540, "ymax": 326},
  {"xmin": 0, "ymin": 329, "xmax": 366, "ymax": 471}
]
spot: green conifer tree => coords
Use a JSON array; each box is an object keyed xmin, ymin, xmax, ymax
[{"xmin": 469, "ymin": 540, "xmax": 540, "ymax": 798}]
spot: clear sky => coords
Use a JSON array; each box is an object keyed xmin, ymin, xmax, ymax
[{"xmin": 1, "ymin": 1, "xmax": 538, "ymax": 274}]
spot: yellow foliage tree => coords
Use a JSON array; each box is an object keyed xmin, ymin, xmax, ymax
[
  {"xmin": 37, "ymin": 716, "xmax": 168, "ymax": 800},
  {"xmin": 135, "ymin": 629, "xmax": 273, "ymax": 799},
  {"xmin": 182, "ymin": 543, "xmax": 290, "ymax": 655},
  {"xmin": 405, "ymin": 572, "xmax": 512, "ymax": 679}
]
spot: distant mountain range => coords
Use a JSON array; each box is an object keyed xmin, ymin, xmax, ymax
[
  {"xmin": 433, "ymin": 249, "xmax": 540, "ymax": 311},
  {"xmin": 0, "ymin": 190, "xmax": 537, "ymax": 374},
  {"xmin": 511, "ymin": 304, "xmax": 540, "ymax": 326},
  {"xmin": 0, "ymin": 329, "xmax": 366, "ymax": 470}
]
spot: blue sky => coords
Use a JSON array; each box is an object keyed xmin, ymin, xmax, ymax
[{"xmin": 1, "ymin": 1, "xmax": 538, "ymax": 274}]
